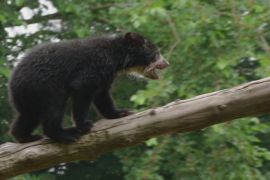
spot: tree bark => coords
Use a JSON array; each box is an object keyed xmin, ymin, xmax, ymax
[{"xmin": 1, "ymin": 77, "xmax": 270, "ymax": 179}]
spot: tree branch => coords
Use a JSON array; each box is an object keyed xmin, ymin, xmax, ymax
[{"xmin": 1, "ymin": 77, "xmax": 270, "ymax": 178}]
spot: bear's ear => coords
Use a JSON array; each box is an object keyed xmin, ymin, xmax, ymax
[{"xmin": 124, "ymin": 32, "xmax": 145, "ymax": 46}]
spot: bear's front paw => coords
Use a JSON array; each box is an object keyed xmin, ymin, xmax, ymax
[
  {"xmin": 77, "ymin": 120, "xmax": 93, "ymax": 135},
  {"xmin": 116, "ymin": 109, "xmax": 134, "ymax": 117},
  {"xmin": 106, "ymin": 109, "xmax": 134, "ymax": 119}
]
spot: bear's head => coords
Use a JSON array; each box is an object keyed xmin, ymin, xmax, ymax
[{"xmin": 123, "ymin": 32, "xmax": 169, "ymax": 79}]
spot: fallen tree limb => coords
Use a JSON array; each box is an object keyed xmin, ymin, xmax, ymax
[{"xmin": 1, "ymin": 77, "xmax": 270, "ymax": 179}]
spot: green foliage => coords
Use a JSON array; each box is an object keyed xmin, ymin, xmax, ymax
[
  {"xmin": 1, "ymin": 0, "xmax": 270, "ymax": 179},
  {"xmin": 11, "ymin": 173, "xmax": 55, "ymax": 180},
  {"xmin": 118, "ymin": 119, "xmax": 270, "ymax": 180}
]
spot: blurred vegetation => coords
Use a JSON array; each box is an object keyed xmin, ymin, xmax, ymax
[{"xmin": 1, "ymin": 0, "xmax": 270, "ymax": 179}]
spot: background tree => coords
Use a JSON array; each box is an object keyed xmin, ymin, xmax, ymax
[{"xmin": 1, "ymin": 0, "xmax": 270, "ymax": 179}]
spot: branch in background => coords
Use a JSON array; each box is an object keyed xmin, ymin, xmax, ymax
[
  {"xmin": 257, "ymin": 30, "xmax": 270, "ymax": 60},
  {"xmin": 88, "ymin": 3, "xmax": 135, "ymax": 10},
  {"xmin": 21, "ymin": 2, "xmax": 135, "ymax": 25},
  {"xmin": 164, "ymin": 12, "xmax": 181, "ymax": 62},
  {"xmin": 23, "ymin": 13, "xmax": 62, "ymax": 25}
]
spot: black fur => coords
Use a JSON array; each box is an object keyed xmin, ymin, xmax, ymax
[{"xmin": 8, "ymin": 32, "xmax": 160, "ymax": 143}]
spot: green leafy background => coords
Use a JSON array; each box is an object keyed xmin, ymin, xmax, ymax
[{"xmin": 1, "ymin": 0, "xmax": 270, "ymax": 179}]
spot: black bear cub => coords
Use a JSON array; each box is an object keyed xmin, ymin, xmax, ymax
[{"xmin": 8, "ymin": 32, "xmax": 168, "ymax": 143}]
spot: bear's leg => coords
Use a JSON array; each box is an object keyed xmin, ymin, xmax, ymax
[
  {"xmin": 72, "ymin": 88, "xmax": 94, "ymax": 134},
  {"xmin": 41, "ymin": 101, "xmax": 80, "ymax": 143},
  {"xmin": 10, "ymin": 113, "xmax": 42, "ymax": 143},
  {"xmin": 94, "ymin": 90, "xmax": 132, "ymax": 119}
]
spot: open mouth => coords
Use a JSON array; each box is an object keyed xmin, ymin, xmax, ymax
[
  {"xmin": 143, "ymin": 58, "xmax": 169, "ymax": 80},
  {"xmin": 144, "ymin": 68, "xmax": 160, "ymax": 79},
  {"xmin": 126, "ymin": 57, "xmax": 168, "ymax": 80}
]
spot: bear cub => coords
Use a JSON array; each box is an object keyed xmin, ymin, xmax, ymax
[{"xmin": 8, "ymin": 32, "xmax": 168, "ymax": 143}]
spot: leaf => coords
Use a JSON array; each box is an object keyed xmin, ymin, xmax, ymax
[
  {"xmin": 15, "ymin": 0, "xmax": 25, "ymax": 7},
  {"xmin": 0, "ymin": 66, "xmax": 11, "ymax": 78},
  {"xmin": 145, "ymin": 138, "xmax": 158, "ymax": 147}
]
